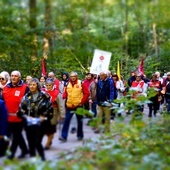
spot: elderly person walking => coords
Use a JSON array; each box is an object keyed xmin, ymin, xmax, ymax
[
  {"xmin": 59, "ymin": 71, "xmax": 90, "ymax": 142},
  {"xmin": 95, "ymin": 71, "xmax": 114, "ymax": 133},
  {"xmin": 17, "ymin": 78, "xmax": 53, "ymax": 160},
  {"xmin": 3, "ymin": 70, "xmax": 29, "ymax": 159},
  {"xmin": 0, "ymin": 71, "xmax": 10, "ymax": 100},
  {"xmin": 43, "ymin": 78, "xmax": 65, "ymax": 150}
]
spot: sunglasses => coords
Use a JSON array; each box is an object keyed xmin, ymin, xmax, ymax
[{"xmin": 0, "ymin": 78, "xmax": 5, "ymax": 80}]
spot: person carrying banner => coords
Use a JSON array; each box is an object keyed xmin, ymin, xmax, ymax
[{"xmin": 95, "ymin": 71, "xmax": 114, "ymax": 133}]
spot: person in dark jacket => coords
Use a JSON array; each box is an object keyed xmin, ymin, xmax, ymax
[
  {"xmin": 0, "ymin": 99, "xmax": 8, "ymax": 157},
  {"xmin": 17, "ymin": 78, "xmax": 53, "ymax": 160},
  {"xmin": 61, "ymin": 72, "xmax": 69, "ymax": 87},
  {"xmin": 95, "ymin": 71, "xmax": 114, "ymax": 133}
]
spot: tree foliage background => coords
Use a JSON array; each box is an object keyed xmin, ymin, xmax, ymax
[{"xmin": 0, "ymin": 0, "xmax": 170, "ymax": 79}]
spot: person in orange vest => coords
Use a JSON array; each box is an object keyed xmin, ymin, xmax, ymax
[
  {"xmin": 59, "ymin": 71, "xmax": 90, "ymax": 142},
  {"xmin": 43, "ymin": 78, "xmax": 65, "ymax": 150},
  {"xmin": 130, "ymin": 72, "xmax": 148, "ymax": 112},
  {"xmin": 148, "ymin": 74, "xmax": 162, "ymax": 117},
  {"xmin": 3, "ymin": 70, "xmax": 29, "ymax": 159}
]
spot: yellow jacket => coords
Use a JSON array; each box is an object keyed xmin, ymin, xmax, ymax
[{"xmin": 66, "ymin": 80, "xmax": 83, "ymax": 108}]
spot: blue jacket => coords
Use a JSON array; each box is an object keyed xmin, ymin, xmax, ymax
[
  {"xmin": 96, "ymin": 78, "xmax": 114, "ymax": 105},
  {"xmin": 0, "ymin": 99, "xmax": 8, "ymax": 136}
]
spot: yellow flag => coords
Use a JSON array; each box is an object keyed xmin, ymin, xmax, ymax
[{"xmin": 117, "ymin": 61, "xmax": 121, "ymax": 80}]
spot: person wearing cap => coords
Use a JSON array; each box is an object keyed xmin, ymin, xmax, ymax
[
  {"xmin": 0, "ymin": 71, "xmax": 10, "ymax": 100},
  {"xmin": 148, "ymin": 74, "xmax": 162, "ymax": 117},
  {"xmin": 2, "ymin": 70, "xmax": 29, "ymax": 160},
  {"xmin": 43, "ymin": 78, "xmax": 65, "ymax": 150},
  {"xmin": 130, "ymin": 72, "xmax": 148, "ymax": 112},
  {"xmin": 17, "ymin": 78, "xmax": 53, "ymax": 160}
]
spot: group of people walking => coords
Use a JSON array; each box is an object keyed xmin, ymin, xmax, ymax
[{"xmin": 0, "ymin": 69, "xmax": 170, "ymax": 161}]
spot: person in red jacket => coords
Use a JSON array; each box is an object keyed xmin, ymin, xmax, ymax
[
  {"xmin": 3, "ymin": 70, "xmax": 29, "ymax": 159},
  {"xmin": 130, "ymin": 73, "xmax": 148, "ymax": 112},
  {"xmin": 43, "ymin": 78, "xmax": 65, "ymax": 149},
  {"xmin": 59, "ymin": 71, "xmax": 90, "ymax": 142},
  {"xmin": 148, "ymin": 74, "xmax": 162, "ymax": 117},
  {"xmin": 48, "ymin": 71, "xmax": 64, "ymax": 93}
]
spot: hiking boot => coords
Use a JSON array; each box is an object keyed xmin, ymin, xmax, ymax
[
  {"xmin": 17, "ymin": 150, "xmax": 29, "ymax": 159},
  {"xmin": 59, "ymin": 137, "xmax": 67, "ymax": 142},
  {"xmin": 77, "ymin": 137, "xmax": 83, "ymax": 141},
  {"xmin": 70, "ymin": 127, "xmax": 76, "ymax": 134}
]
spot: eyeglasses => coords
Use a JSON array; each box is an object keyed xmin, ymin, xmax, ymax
[{"xmin": 0, "ymin": 78, "xmax": 5, "ymax": 80}]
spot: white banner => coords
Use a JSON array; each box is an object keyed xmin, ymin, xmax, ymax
[{"xmin": 90, "ymin": 49, "xmax": 112, "ymax": 75}]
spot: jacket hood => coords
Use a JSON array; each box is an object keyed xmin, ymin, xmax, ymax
[{"xmin": 61, "ymin": 72, "xmax": 69, "ymax": 81}]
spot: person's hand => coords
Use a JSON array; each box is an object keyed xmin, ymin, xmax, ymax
[
  {"xmin": 40, "ymin": 116, "xmax": 47, "ymax": 122},
  {"xmin": 89, "ymin": 99, "xmax": 93, "ymax": 103},
  {"xmin": 59, "ymin": 117, "xmax": 65, "ymax": 122}
]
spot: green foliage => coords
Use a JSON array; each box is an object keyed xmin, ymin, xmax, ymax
[
  {"xmin": 3, "ymin": 85, "xmax": 170, "ymax": 169},
  {"xmin": 4, "ymin": 115, "xmax": 170, "ymax": 169},
  {"xmin": 0, "ymin": 0, "xmax": 170, "ymax": 78}
]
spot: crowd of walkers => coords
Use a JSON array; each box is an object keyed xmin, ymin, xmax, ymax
[{"xmin": 0, "ymin": 69, "xmax": 170, "ymax": 160}]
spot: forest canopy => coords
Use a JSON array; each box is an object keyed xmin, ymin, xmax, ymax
[{"xmin": 0, "ymin": 0, "xmax": 170, "ymax": 79}]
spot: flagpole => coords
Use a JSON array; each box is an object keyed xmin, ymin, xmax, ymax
[
  {"xmin": 117, "ymin": 61, "xmax": 121, "ymax": 80},
  {"xmin": 41, "ymin": 56, "xmax": 47, "ymax": 77}
]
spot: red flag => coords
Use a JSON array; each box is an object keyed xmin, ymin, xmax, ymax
[
  {"xmin": 138, "ymin": 58, "xmax": 144, "ymax": 75},
  {"xmin": 41, "ymin": 58, "xmax": 47, "ymax": 77}
]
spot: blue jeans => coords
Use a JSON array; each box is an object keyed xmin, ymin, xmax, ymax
[
  {"xmin": 91, "ymin": 101, "xmax": 97, "ymax": 117},
  {"xmin": 61, "ymin": 107, "xmax": 84, "ymax": 139}
]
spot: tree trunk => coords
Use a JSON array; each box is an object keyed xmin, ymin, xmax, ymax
[
  {"xmin": 43, "ymin": 0, "xmax": 53, "ymax": 59},
  {"xmin": 29, "ymin": 0, "xmax": 37, "ymax": 28},
  {"xmin": 29, "ymin": 0, "xmax": 37, "ymax": 76},
  {"xmin": 125, "ymin": 0, "xmax": 129, "ymax": 56},
  {"xmin": 153, "ymin": 23, "xmax": 158, "ymax": 58}
]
